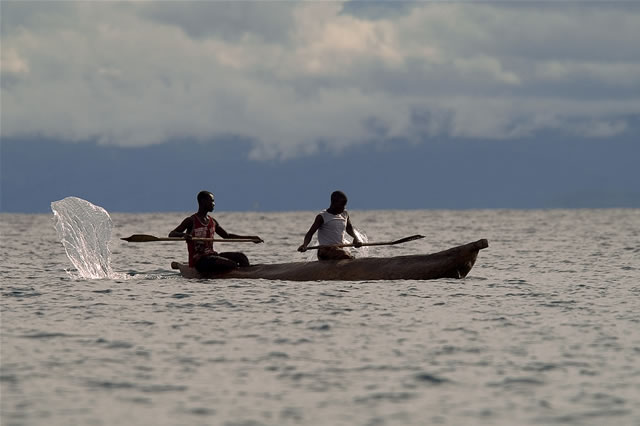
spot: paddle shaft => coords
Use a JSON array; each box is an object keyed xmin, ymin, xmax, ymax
[
  {"xmin": 121, "ymin": 234, "xmax": 259, "ymax": 243},
  {"xmin": 305, "ymin": 235, "xmax": 424, "ymax": 250},
  {"xmin": 152, "ymin": 237, "xmax": 254, "ymax": 242},
  {"xmin": 306, "ymin": 241, "xmax": 399, "ymax": 250}
]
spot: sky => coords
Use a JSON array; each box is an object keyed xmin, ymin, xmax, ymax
[{"xmin": 1, "ymin": 1, "xmax": 639, "ymax": 213}]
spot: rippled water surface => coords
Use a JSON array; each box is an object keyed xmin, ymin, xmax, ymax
[{"xmin": 1, "ymin": 209, "xmax": 639, "ymax": 425}]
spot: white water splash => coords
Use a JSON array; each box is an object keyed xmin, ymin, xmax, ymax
[{"xmin": 51, "ymin": 197, "xmax": 125, "ymax": 279}]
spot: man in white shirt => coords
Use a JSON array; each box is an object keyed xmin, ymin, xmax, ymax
[{"xmin": 298, "ymin": 191, "xmax": 362, "ymax": 260}]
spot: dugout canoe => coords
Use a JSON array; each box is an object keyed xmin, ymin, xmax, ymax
[{"xmin": 170, "ymin": 239, "xmax": 488, "ymax": 281}]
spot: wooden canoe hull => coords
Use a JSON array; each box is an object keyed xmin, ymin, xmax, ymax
[{"xmin": 170, "ymin": 239, "xmax": 488, "ymax": 281}]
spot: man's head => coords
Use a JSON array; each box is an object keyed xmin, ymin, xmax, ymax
[
  {"xmin": 330, "ymin": 190, "xmax": 348, "ymax": 212},
  {"xmin": 331, "ymin": 191, "xmax": 347, "ymax": 203},
  {"xmin": 197, "ymin": 191, "xmax": 215, "ymax": 212}
]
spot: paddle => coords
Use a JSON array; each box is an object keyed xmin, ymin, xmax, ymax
[
  {"xmin": 305, "ymin": 234, "xmax": 425, "ymax": 250},
  {"xmin": 121, "ymin": 234, "xmax": 259, "ymax": 243}
]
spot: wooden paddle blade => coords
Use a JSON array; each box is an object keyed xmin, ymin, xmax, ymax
[
  {"xmin": 121, "ymin": 234, "xmax": 173, "ymax": 242},
  {"xmin": 122, "ymin": 234, "xmax": 157, "ymax": 242},
  {"xmin": 391, "ymin": 234, "xmax": 425, "ymax": 244}
]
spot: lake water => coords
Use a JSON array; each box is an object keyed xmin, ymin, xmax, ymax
[{"xmin": 1, "ymin": 208, "xmax": 639, "ymax": 425}]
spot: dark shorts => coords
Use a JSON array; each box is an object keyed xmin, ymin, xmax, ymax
[
  {"xmin": 195, "ymin": 252, "xmax": 250, "ymax": 274},
  {"xmin": 317, "ymin": 247, "xmax": 354, "ymax": 261}
]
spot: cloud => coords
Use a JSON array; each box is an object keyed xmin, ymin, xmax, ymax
[
  {"xmin": 1, "ymin": 2, "xmax": 639, "ymax": 159},
  {"xmin": 139, "ymin": 2, "xmax": 294, "ymax": 43}
]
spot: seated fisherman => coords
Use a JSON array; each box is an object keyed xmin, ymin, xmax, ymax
[
  {"xmin": 297, "ymin": 190, "xmax": 362, "ymax": 260},
  {"xmin": 169, "ymin": 191, "xmax": 263, "ymax": 274}
]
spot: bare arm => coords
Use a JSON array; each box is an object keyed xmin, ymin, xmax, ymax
[
  {"xmin": 169, "ymin": 217, "xmax": 193, "ymax": 240},
  {"xmin": 345, "ymin": 214, "xmax": 362, "ymax": 247},
  {"xmin": 215, "ymin": 220, "xmax": 263, "ymax": 243},
  {"xmin": 298, "ymin": 214, "xmax": 324, "ymax": 252}
]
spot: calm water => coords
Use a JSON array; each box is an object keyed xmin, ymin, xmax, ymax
[{"xmin": 1, "ymin": 209, "xmax": 639, "ymax": 425}]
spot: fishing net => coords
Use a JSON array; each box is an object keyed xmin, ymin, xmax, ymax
[{"xmin": 51, "ymin": 196, "xmax": 117, "ymax": 279}]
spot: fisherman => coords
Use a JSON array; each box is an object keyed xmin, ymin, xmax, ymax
[
  {"xmin": 298, "ymin": 190, "xmax": 362, "ymax": 260},
  {"xmin": 169, "ymin": 191, "xmax": 263, "ymax": 274}
]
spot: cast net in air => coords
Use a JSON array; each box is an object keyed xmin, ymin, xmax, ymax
[{"xmin": 51, "ymin": 196, "xmax": 123, "ymax": 279}]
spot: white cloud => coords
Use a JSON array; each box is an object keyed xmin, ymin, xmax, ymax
[
  {"xmin": 0, "ymin": 48, "xmax": 29, "ymax": 74},
  {"xmin": 1, "ymin": 2, "xmax": 639, "ymax": 159}
]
